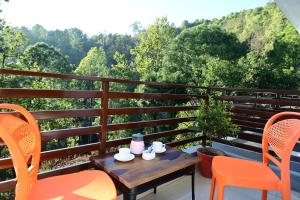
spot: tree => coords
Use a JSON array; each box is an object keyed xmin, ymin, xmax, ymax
[
  {"xmin": 0, "ymin": 22, "xmax": 27, "ymax": 66},
  {"xmin": 75, "ymin": 47, "xmax": 108, "ymax": 77},
  {"xmin": 19, "ymin": 42, "xmax": 72, "ymax": 73},
  {"xmin": 91, "ymin": 33, "xmax": 137, "ymax": 68},
  {"xmin": 131, "ymin": 17, "xmax": 176, "ymax": 81},
  {"xmin": 161, "ymin": 24, "xmax": 248, "ymax": 85}
]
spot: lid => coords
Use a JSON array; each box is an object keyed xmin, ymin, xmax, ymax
[{"xmin": 132, "ymin": 133, "xmax": 144, "ymax": 141}]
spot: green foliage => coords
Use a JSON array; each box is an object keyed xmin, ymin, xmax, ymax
[
  {"xmin": 161, "ymin": 24, "xmax": 248, "ymax": 85},
  {"xmin": 216, "ymin": 3, "xmax": 289, "ymax": 52},
  {"xmin": 75, "ymin": 47, "xmax": 108, "ymax": 77},
  {"xmin": 195, "ymin": 98, "xmax": 240, "ymax": 146},
  {"xmin": 0, "ymin": 21, "xmax": 27, "ymax": 66},
  {"xmin": 131, "ymin": 17, "xmax": 175, "ymax": 81},
  {"xmin": 19, "ymin": 42, "xmax": 72, "ymax": 73}
]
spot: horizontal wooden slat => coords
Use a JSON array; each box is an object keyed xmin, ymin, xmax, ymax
[
  {"xmin": 167, "ymin": 136, "xmax": 203, "ymax": 147},
  {"xmin": 108, "ymin": 106, "xmax": 198, "ymax": 115},
  {"xmin": 106, "ymin": 128, "xmax": 195, "ymax": 147},
  {"xmin": 0, "ymin": 69, "xmax": 202, "ymax": 88},
  {"xmin": 216, "ymin": 96, "xmax": 300, "ymax": 106},
  {"xmin": 208, "ymin": 87, "xmax": 300, "ymax": 96},
  {"xmin": 0, "ymin": 179, "xmax": 15, "ymax": 193},
  {"xmin": 214, "ymin": 138, "xmax": 300, "ymax": 162},
  {"xmin": 41, "ymin": 126, "xmax": 100, "ymax": 141},
  {"xmin": 231, "ymin": 107, "xmax": 277, "ymax": 118},
  {"xmin": 238, "ymin": 132, "xmax": 262, "ymax": 143},
  {"xmin": 0, "ymin": 143, "xmax": 99, "ymax": 170},
  {"xmin": 109, "ymin": 92, "xmax": 207, "ymax": 100},
  {"xmin": 41, "ymin": 143, "xmax": 99, "ymax": 161},
  {"xmin": 33, "ymin": 109, "xmax": 101, "ymax": 119},
  {"xmin": 107, "ymin": 117, "xmax": 196, "ymax": 131},
  {"xmin": 1, "ymin": 109, "xmax": 102, "ymax": 120},
  {"xmin": 233, "ymin": 115, "xmax": 267, "ymax": 124},
  {"xmin": 240, "ymin": 125, "xmax": 263, "ymax": 134},
  {"xmin": 0, "ymin": 89, "xmax": 102, "ymax": 98},
  {"xmin": 233, "ymin": 119, "xmax": 265, "ymax": 129},
  {"xmin": 38, "ymin": 161, "xmax": 93, "ymax": 179},
  {"xmin": 0, "ymin": 162, "xmax": 93, "ymax": 192}
]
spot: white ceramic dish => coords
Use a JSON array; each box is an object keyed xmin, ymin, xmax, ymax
[
  {"xmin": 154, "ymin": 147, "xmax": 166, "ymax": 154},
  {"xmin": 114, "ymin": 153, "xmax": 135, "ymax": 162},
  {"xmin": 142, "ymin": 151, "xmax": 156, "ymax": 160}
]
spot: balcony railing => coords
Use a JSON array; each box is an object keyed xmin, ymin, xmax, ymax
[{"xmin": 0, "ymin": 69, "xmax": 300, "ymax": 193}]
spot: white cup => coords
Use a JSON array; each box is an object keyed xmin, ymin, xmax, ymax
[
  {"xmin": 119, "ymin": 148, "xmax": 130, "ymax": 158},
  {"xmin": 142, "ymin": 150, "xmax": 155, "ymax": 160},
  {"xmin": 152, "ymin": 141, "xmax": 165, "ymax": 151}
]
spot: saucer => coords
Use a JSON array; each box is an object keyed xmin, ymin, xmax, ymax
[
  {"xmin": 114, "ymin": 153, "xmax": 135, "ymax": 162},
  {"xmin": 153, "ymin": 147, "xmax": 166, "ymax": 154}
]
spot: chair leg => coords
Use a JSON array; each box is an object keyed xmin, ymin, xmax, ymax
[
  {"xmin": 217, "ymin": 183, "xmax": 224, "ymax": 200},
  {"xmin": 210, "ymin": 176, "xmax": 216, "ymax": 200},
  {"xmin": 262, "ymin": 190, "xmax": 267, "ymax": 200},
  {"xmin": 282, "ymin": 188, "xmax": 291, "ymax": 200}
]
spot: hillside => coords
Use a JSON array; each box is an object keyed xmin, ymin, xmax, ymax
[{"xmin": 216, "ymin": 2, "xmax": 298, "ymax": 52}]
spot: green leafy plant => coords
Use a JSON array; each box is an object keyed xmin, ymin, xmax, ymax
[{"xmin": 195, "ymin": 97, "xmax": 240, "ymax": 147}]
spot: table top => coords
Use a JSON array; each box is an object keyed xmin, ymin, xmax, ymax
[{"xmin": 90, "ymin": 147, "xmax": 198, "ymax": 188}]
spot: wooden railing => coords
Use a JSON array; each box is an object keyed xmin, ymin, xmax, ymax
[
  {"xmin": 1, "ymin": 69, "xmax": 300, "ymax": 193},
  {"xmin": 0, "ymin": 69, "xmax": 205, "ymax": 193},
  {"xmin": 210, "ymin": 87, "xmax": 300, "ymax": 162}
]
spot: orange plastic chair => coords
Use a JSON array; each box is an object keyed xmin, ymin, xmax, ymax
[
  {"xmin": 0, "ymin": 104, "xmax": 117, "ymax": 200},
  {"xmin": 210, "ymin": 111, "xmax": 300, "ymax": 200}
]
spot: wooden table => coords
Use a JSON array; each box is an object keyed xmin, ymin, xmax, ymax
[{"xmin": 90, "ymin": 148, "xmax": 198, "ymax": 200}]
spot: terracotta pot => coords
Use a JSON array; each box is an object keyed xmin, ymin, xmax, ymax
[{"xmin": 196, "ymin": 147, "xmax": 225, "ymax": 178}]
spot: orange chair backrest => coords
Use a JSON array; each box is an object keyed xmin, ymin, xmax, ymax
[
  {"xmin": 262, "ymin": 112, "xmax": 300, "ymax": 190},
  {"xmin": 0, "ymin": 104, "xmax": 41, "ymax": 200}
]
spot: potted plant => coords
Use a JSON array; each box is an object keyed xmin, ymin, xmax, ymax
[{"xmin": 195, "ymin": 97, "xmax": 240, "ymax": 178}]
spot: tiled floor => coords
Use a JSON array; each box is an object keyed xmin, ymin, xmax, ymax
[{"xmin": 118, "ymin": 170, "xmax": 300, "ymax": 200}]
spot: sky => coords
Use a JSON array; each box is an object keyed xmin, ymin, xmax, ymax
[{"xmin": 1, "ymin": 0, "xmax": 271, "ymax": 36}]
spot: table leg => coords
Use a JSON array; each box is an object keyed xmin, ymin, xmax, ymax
[
  {"xmin": 154, "ymin": 186, "xmax": 157, "ymax": 194},
  {"xmin": 123, "ymin": 190, "xmax": 137, "ymax": 200},
  {"xmin": 191, "ymin": 166, "xmax": 195, "ymax": 200}
]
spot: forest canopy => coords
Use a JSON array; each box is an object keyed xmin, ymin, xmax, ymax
[{"xmin": 1, "ymin": 2, "xmax": 299, "ymax": 90}]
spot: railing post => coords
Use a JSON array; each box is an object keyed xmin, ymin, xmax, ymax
[
  {"xmin": 202, "ymin": 88, "xmax": 212, "ymax": 147},
  {"xmin": 100, "ymin": 81, "xmax": 109, "ymax": 155}
]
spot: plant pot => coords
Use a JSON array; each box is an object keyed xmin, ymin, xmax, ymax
[{"xmin": 196, "ymin": 147, "xmax": 225, "ymax": 178}]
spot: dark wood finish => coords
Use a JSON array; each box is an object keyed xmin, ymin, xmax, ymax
[
  {"xmin": 32, "ymin": 109, "xmax": 101, "ymax": 119},
  {"xmin": 41, "ymin": 142, "xmax": 99, "ymax": 161},
  {"xmin": 107, "ymin": 117, "xmax": 196, "ymax": 131},
  {"xmin": 0, "ymin": 69, "xmax": 201, "ymax": 88},
  {"xmin": 106, "ymin": 129, "xmax": 195, "ymax": 148},
  {"xmin": 0, "ymin": 179, "xmax": 16, "ymax": 193},
  {"xmin": 108, "ymin": 106, "xmax": 198, "ymax": 115},
  {"xmin": 90, "ymin": 147, "xmax": 197, "ymax": 188},
  {"xmin": 100, "ymin": 81, "xmax": 109, "ymax": 154},
  {"xmin": 0, "ymin": 88, "xmax": 102, "ymax": 98},
  {"xmin": 109, "ymin": 92, "xmax": 206, "ymax": 100},
  {"xmin": 208, "ymin": 86, "xmax": 300, "ymax": 96},
  {"xmin": 38, "ymin": 161, "xmax": 92, "ymax": 179},
  {"xmin": 231, "ymin": 107, "xmax": 277, "ymax": 118},
  {"xmin": 0, "ymin": 109, "xmax": 101, "ymax": 120},
  {"xmin": 232, "ymin": 119, "xmax": 265, "ymax": 129},
  {"xmin": 41, "ymin": 126, "xmax": 100, "ymax": 140},
  {"xmin": 216, "ymin": 96, "xmax": 300, "ymax": 106},
  {"xmin": 0, "ymin": 143, "xmax": 99, "ymax": 170}
]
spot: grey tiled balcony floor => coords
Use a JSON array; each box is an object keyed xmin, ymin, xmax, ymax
[{"xmin": 118, "ymin": 170, "xmax": 300, "ymax": 200}]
